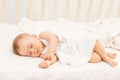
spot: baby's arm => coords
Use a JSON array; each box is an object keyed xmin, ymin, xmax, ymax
[
  {"xmin": 39, "ymin": 31, "xmax": 58, "ymax": 60},
  {"xmin": 39, "ymin": 54, "xmax": 58, "ymax": 68}
]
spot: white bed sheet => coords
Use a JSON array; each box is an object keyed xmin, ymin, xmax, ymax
[{"xmin": 0, "ymin": 23, "xmax": 120, "ymax": 80}]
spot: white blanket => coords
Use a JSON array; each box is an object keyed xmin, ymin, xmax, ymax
[
  {"xmin": 0, "ymin": 19, "xmax": 120, "ymax": 80},
  {"xmin": 46, "ymin": 23, "xmax": 98, "ymax": 65},
  {"xmin": 18, "ymin": 17, "xmax": 120, "ymax": 50},
  {"xmin": 91, "ymin": 18, "xmax": 120, "ymax": 50},
  {"xmin": 18, "ymin": 17, "xmax": 120, "ymax": 65},
  {"xmin": 18, "ymin": 18, "xmax": 98, "ymax": 65}
]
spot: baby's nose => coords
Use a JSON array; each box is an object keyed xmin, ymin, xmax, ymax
[{"xmin": 34, "ymin": 48, "xmax": 37, "ymax": 54}]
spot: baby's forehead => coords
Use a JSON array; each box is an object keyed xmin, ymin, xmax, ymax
[
  {"xmin": 18, "ymin": 35, "xmax": 30, "ymax": 43},
  {"xmin": 22, "ymin": 34, "xmax": 31, "ymax": 37},
  {"xmin": 17, "ymin": 34, "xmax": 34, "ymax": 45},
  {"xmin": 18, "ymin": 37, "xmax": 30, "ymax": 49},
  {"xmin": 20, "ymin": 34, "xmax": 32, "ymax": 39}
]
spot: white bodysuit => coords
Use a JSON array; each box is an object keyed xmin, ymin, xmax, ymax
[{"xmin": 42, "ymin": 24, "xmax": 98, "ymax": 65}]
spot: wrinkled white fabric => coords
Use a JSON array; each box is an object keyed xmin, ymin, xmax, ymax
[
  {"xmin": 18, "ymin": 17, "xmax": 120, "ymax": 50},
  {"xmin": 46, "ymin": 23, "xmax": 98, "ymax": 65},
  {"xmin": 17, "ymin": 17, "xmax": 120, "ymax": 65},
  {"xmin": 1, "ymin": 23, "xmax": 120, "ymax": 80},
  {"xmin": 92, "ymin": 18, "xmax": 120, "ymax": 49}
]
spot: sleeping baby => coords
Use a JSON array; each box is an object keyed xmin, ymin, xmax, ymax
[{"xmin": 12, "ymin": 26, "xmax": 117, "ymax": 68}]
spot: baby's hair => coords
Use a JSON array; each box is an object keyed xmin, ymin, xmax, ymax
[{"xmin": 13, "ymin": 33, "xmax": 30, "ymax": 55}]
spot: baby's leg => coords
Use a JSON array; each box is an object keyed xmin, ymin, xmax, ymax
[
  {"xmin": 93, "ymin": 40, "xmax": 117, "ymax": 67},
  {"xmin": 89, "ymin": 52, "xmax": 117, "ymax": 63},
  {"xmin": 89, "ymin": 51, "xmax": 102, "ymax": 63}
]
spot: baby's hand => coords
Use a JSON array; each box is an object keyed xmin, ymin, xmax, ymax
[
  {"xmin": 39, "ymin": 60, "xmax": 51, "ymax": 68},
  {"xmin": 40, "ymin": 53, "xmax": 53, "ymax": 60}
]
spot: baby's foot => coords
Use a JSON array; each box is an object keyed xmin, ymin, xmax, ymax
[
  {"xmin": 104, "ymin": 57, "xmax": 117, "ymax": 67},
  {"xmin": 107, "ymin": 53, "xmax": 117, "ymax": 59}
]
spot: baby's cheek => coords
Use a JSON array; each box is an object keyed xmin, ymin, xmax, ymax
[{"xmin": 31, "ymin": 53, "xmax": 39, "ymax": 57}]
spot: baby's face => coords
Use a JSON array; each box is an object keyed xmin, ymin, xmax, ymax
[{"xmin": 18, "ymin": 35, "xmax": 43, "ymax": 57}]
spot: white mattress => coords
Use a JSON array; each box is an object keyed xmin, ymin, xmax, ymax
[{"xmin": 0, "ymin": 20, "xmax": 120, "ymax": 80}]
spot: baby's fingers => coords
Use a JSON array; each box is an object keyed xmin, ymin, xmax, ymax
[
  {"xmin": 40, "ymin": 54, "xmax": 52, "ymax": 60},
  {"xmin": 45, "ymin": 56, "xmax": 51, "ymax": 60},
  {"xmin": 39, "ymin": 63, "xmax": 48, "ymax": 68}
]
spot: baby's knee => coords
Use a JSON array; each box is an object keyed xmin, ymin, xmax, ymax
[{"xmin": 89, "ymin": 52, "xmax": 102, "ymax": 63}]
